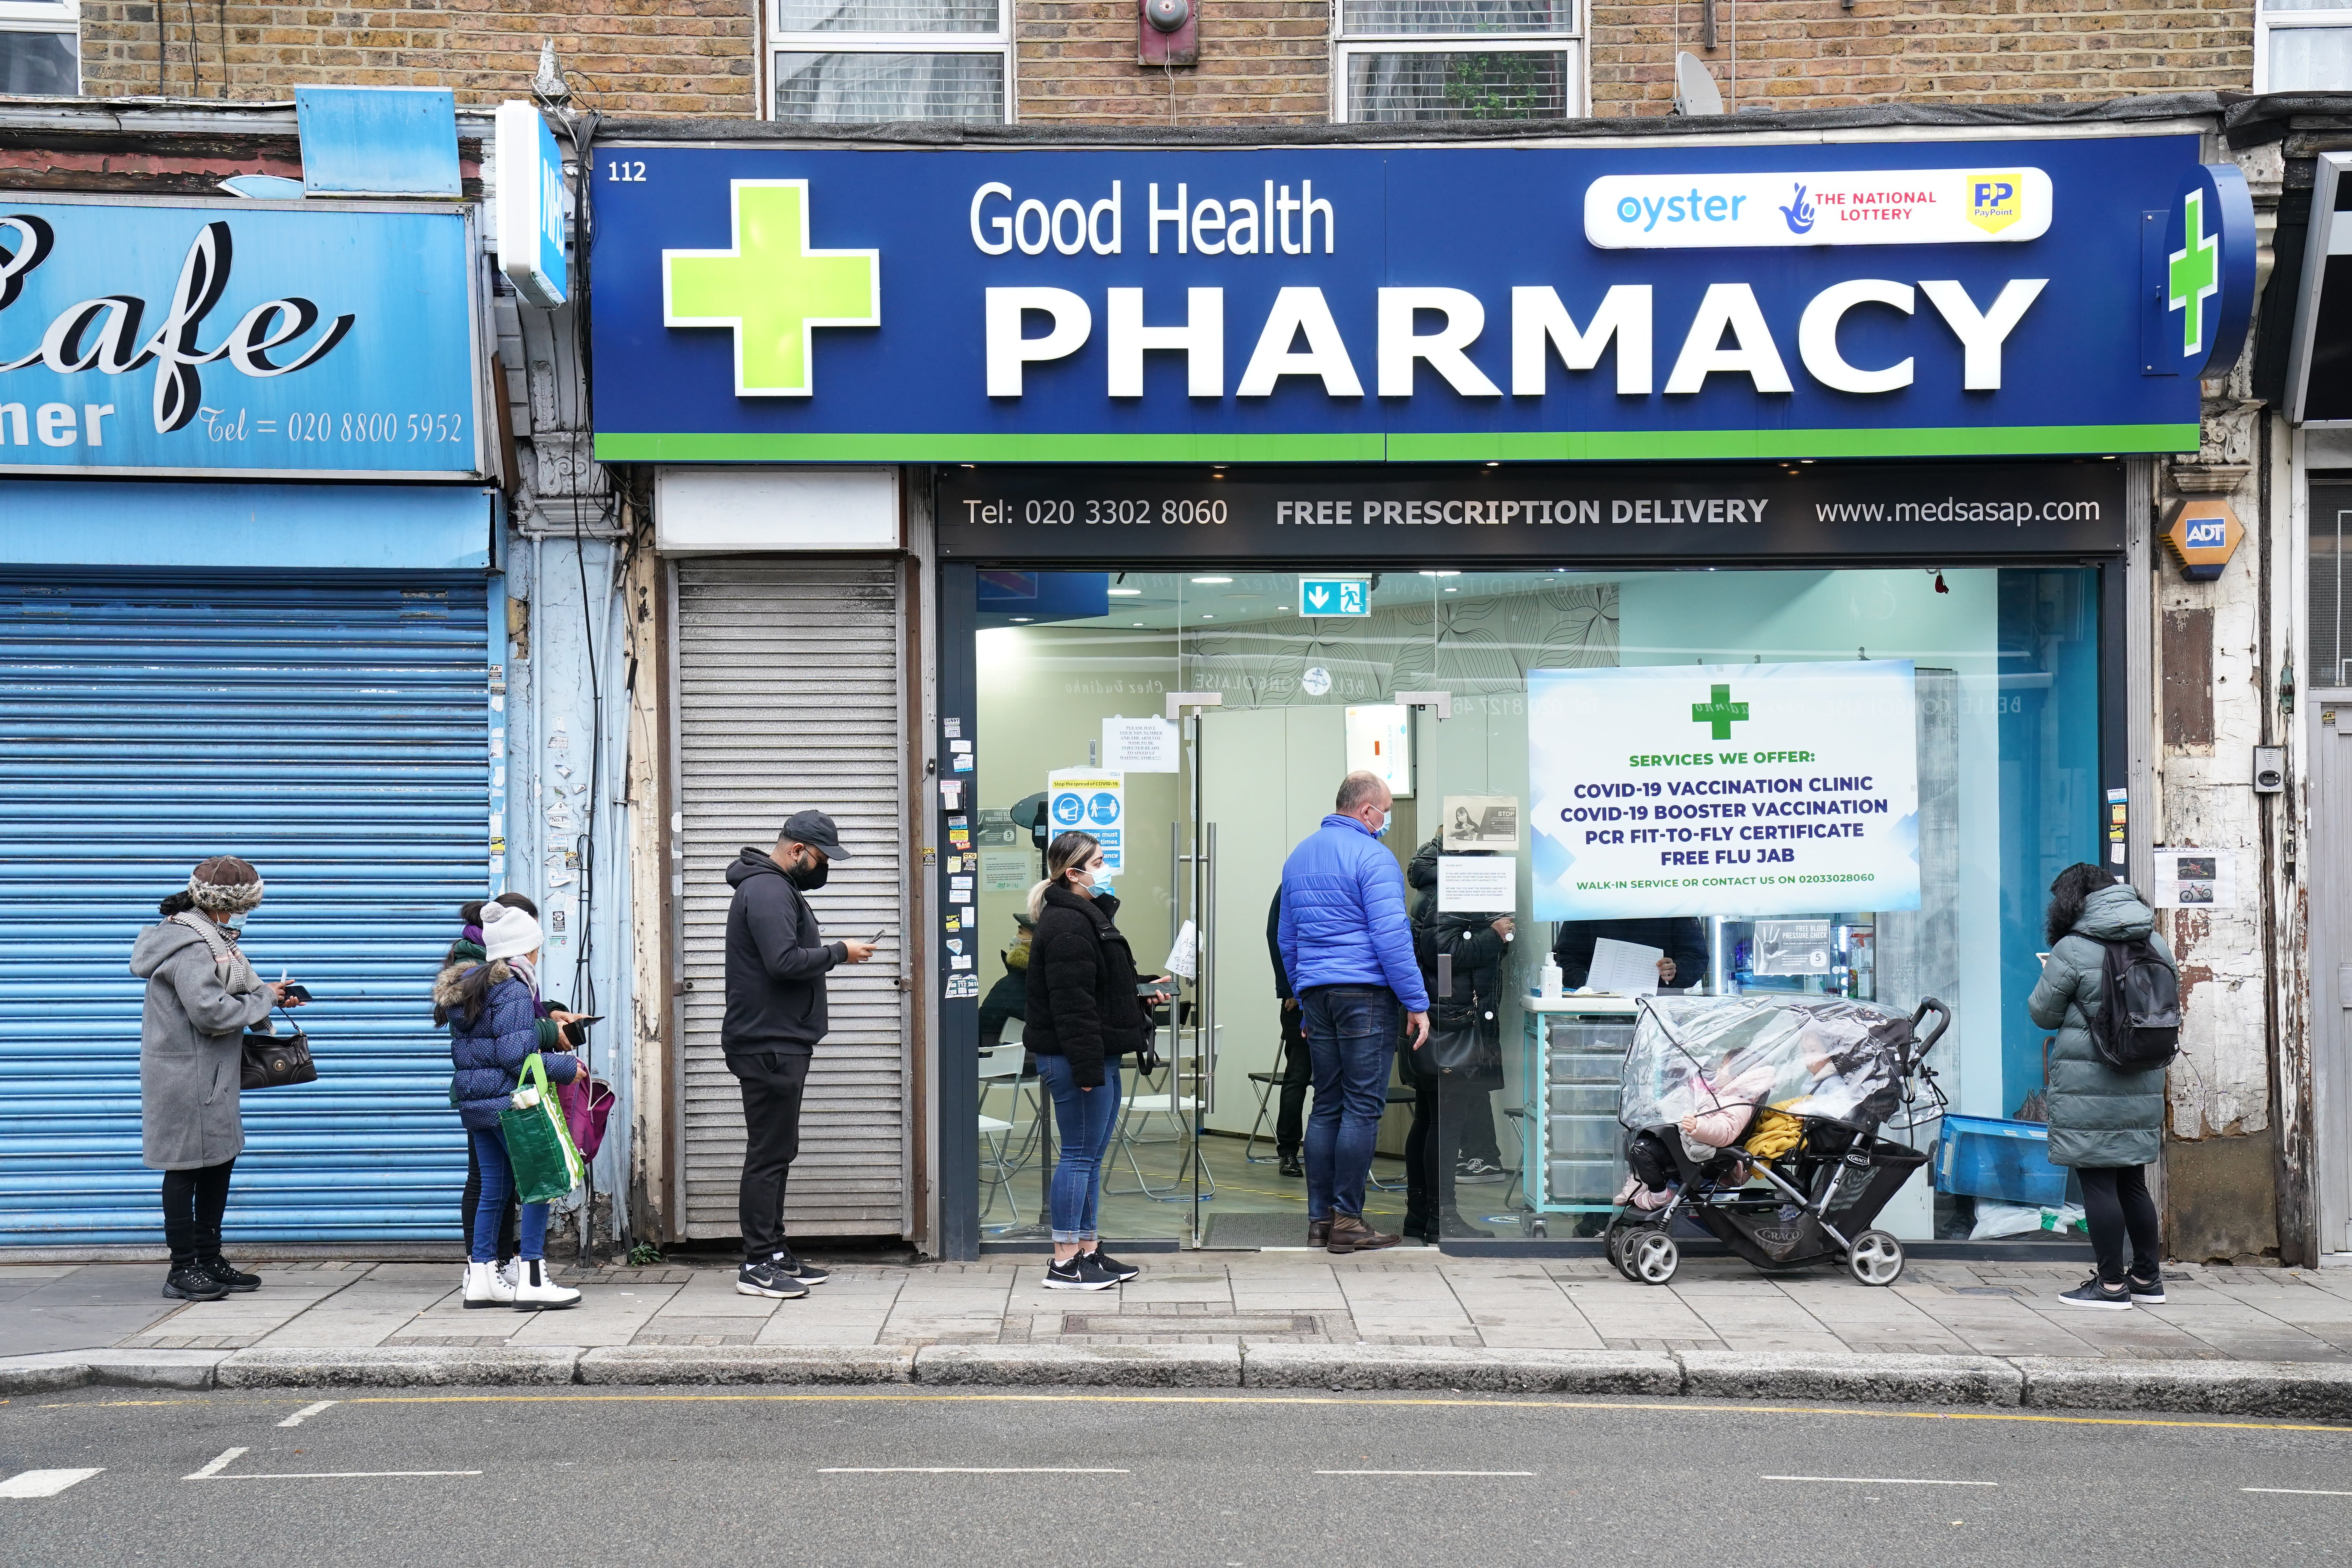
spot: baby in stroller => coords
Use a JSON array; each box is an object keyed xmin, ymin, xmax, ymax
[{"xmin": 1613, "ymin": 1049, "xmax": 1776, "ymax": 1212}]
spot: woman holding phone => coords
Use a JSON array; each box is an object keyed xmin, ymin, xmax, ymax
[{"xmin": 1023, "ymin": 831, "xmax": 1149, "ymax": 1290}]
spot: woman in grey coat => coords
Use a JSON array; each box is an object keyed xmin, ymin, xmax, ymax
[
  {"xmin": 2027, "ymin": 863, "xmax": 2172, "ymax": 1311},
  {"xmin": 129, "ymin": 857, "xmax": 302, "ymax": 1302}
]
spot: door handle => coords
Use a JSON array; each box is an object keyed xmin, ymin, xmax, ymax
[{"xmin": 1437, "ymin": 952, "xmax": 1453, "ymax": 999}]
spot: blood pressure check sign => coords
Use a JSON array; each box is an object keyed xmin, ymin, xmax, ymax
[{"xmin": 663, "ymin": 179, "xmax": 879, "ymax": 396}]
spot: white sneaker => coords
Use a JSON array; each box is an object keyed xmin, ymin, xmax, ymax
[
  {"xmin": 511, "ymin": 1258, "xmax": 581, "ymax": 1311},
  {"xmin": 462, "ymin": 1259, "xmax": 515, "ymax": 1309}
]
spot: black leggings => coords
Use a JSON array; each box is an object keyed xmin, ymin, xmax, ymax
[
  {"xmin": 2076, "ymin": 1164, "xmax": 2161, "ymax": 1285},
  {"xmin": 160, "ymin": 1159, "xmax": 235, "ymax": 1268}
]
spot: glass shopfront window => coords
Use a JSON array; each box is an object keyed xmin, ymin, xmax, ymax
[{"xmin": 959, "ymin": 561, "xmax": 2103, "ymax": 1249}]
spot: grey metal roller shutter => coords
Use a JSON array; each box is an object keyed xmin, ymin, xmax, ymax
[
  {"xmin": 673, "ymin": 559, "xmax": 908, "ymax": 1239},
  {"xmin": 0, "ymin": 571, "xmax": 490, "ymax": 1246}
]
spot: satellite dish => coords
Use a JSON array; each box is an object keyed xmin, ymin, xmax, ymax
[{"xmin": 1672, "ymin": 52, "xmax": 1724, "ymax": 116}]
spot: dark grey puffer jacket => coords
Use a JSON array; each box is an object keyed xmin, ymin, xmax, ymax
[{"xmin": 2026, "ymin": 882, "xmax": 2173, "ymax": 1169}]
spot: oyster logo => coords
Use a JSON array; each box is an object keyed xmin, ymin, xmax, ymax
[
  {"xmin": 1967, "ymin": 173, "xmax": 2024, "ymax": 234},
  {"xmin": 0, "ymin": 214, "xmax": 355, "ymax": 434}
]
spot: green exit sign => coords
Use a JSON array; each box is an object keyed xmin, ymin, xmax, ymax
[{"xmin": 1299, "ymin": 576, "xmax": 1371, "ymax": 617}]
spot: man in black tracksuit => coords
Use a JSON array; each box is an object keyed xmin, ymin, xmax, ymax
[{"xmin": 723, "ymin": 809, "xmax": 875, "ymax": 1299}]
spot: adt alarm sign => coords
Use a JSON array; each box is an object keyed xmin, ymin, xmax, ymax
[{"xmin": 495, "ymin": 101, "xmax": 568, "ymax": 308}]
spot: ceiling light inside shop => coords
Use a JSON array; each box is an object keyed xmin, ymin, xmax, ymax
[
  {"xmin": 1108, "ymin": 588, "xmax": 1142, "ymax": 595},
  {"xmin": 1192, "ymin": 576, "xmax": 1233, "ymax": 584},
  {"xmin": 1011, "ymin": 616, "xmax": 1033, "ymax": 622},
  {"xmin": 1418, "ymin": 570, "xmax": 1460, "ymax": 577}
]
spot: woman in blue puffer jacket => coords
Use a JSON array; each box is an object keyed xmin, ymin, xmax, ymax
[{"xmin": 443, "ymin": 900, "xmax": 584, "ymax": 1310}]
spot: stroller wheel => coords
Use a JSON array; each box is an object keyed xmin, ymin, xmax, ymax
[
  {"xmin": 1847, "ymin": 1229, "xmax": 1904, "ymax": 1287},
  {"xmin": 1625, "ymin": 1229, "xmax": 1679, "ymax": 1286}
]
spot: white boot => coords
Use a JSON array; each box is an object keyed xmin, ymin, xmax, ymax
[
  {"xmin": 511, "ymin": 1258, "xmax": 581, "ymax": 1311},
  {"xmin": 462, "ymin": 1259, "xmax": 515, "ymax": 1309}
]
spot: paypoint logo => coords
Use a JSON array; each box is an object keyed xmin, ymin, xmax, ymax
[
  {"xmin": 1966, "ymin": 174, "xmax": 2023, "ymax": 234},
  {"xmin": 662, "ymin": 179, "xmax": 879, "ymax": 397}
]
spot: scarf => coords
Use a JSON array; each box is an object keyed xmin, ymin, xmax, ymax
[
  {"xmin": 171, "ymin": 911, "xmax": 262, "ymax": 994},
  {"xmin": 506, "ymin": 953, "xmax": 539, "ymax": 999}
]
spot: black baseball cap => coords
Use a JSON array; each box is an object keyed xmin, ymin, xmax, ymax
[{"xmin": 779, "ymin": 809, "xmax": 851, "ymax": 860}]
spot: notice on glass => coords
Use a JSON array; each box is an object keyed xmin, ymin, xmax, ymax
[
  {"xmin": 1443, "ymin": 795, "xmax": 1520, "ymax": 850},
  {"xmin": 1047, "ymin": 769, "xmax": 1125, "ymax": 874},
  {"xmin": 1103, "ymin": 715, "xmax": 1180, "ymax": 773},
  {"xmin": 1437, "ymin": 854, "xmax": 1517, "ymax": 913},
  {"xmin": 1586, "ymin": 936, "xmax": 1664, "ymax": 995},
  {"xmin": 979, "ymin": 849, "xmax": 1031, "ymax": 893},
  {"xmin": 2153, "ymin": 847, "xmax": 2234, "ymax": 909},
  {"xmin": 1530, "ymin": 661, "xmax": 1922, "ymax": 922}
]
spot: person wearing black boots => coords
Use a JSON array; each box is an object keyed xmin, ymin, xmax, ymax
[
  {"xmin": 130, "ymin": 856, "xmax": 304, "ymax": 1301},
  {"xmin": 1264, "ymin": 889, "xmax": 1310, "ymax": 1179}
]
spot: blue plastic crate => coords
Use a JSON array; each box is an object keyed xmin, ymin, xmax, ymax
[{"xmin": 1935, "ymin": 1114, "xmax": 2071, "ymax": 1207}]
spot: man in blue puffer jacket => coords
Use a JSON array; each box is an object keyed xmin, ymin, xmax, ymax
[{"xmin": 1279, "ymin": 770, "xmax": 1431, "ymax": 1254}]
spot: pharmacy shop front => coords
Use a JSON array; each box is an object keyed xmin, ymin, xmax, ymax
[{"xmin": 585, "ymin": 121, "xmax": 2250, "ymax": 1259}]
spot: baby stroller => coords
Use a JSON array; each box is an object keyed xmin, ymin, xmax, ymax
[{"xmin": 1602, "ymin": 994, "xmax": 1950, "ymax": 1288}]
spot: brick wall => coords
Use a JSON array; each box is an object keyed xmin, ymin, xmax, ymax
[
  {"xmin": 77, "ymin": 0, "xmax": 759, "ymax": 116},
  {"xmin": 1588, "ymin": 0, "xmax": 2254, "ymax": 116},
  {"xmin": 1016, "ymin": 0, "xmax": 1329, "ymax": 122}
]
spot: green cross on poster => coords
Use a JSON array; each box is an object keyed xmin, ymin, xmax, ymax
[{"xmin": 1691, "ymin": 684, "xmax": 1749, "ymax": 740}]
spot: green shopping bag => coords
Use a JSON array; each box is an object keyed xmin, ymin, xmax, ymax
[{"xmin": 500, "ymin": 1053, "xmax": 586, "ymax": 1204}]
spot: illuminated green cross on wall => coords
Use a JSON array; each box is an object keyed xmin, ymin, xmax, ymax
[
  {"xmin": 1691, "ymin": 684, "xmax": 1750, "ymax": 740},
  {"xmin": 664, "ymin": 179, "xmax": 879, "ymax": 397},
  {"xmin": 2168, "ymin": 187, "xmax": 2218, "ymax": 359}
]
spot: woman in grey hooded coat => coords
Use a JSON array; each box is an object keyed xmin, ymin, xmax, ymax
[
  {"xmin": 2027, "ymin": 862, "xmax": 2173, "ymax": 1312},
  {"xmin": 129, "ymin": 857, "xmax": 301, "ymax": 1302}
]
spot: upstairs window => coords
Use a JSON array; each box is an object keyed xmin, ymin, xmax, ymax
[
  {"xmin": 1335, "ymin": 0, "xmax": 1580, "ymax": 123},
  {"xmin": 2261, "ymin": 0, "xmax": 2352, "ymax": 89},
  {"xmin": 770, "ymin": 0, "xmax": 1010, "ymax": 125},
  {"xmin": 0, "ymin": 0, "xmax": 77, "ymax": 95}
]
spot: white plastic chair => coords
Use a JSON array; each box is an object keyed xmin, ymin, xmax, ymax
[{"xmin": 977, "ymin": 1042, "xmax": 1030, "ymax": 1222}]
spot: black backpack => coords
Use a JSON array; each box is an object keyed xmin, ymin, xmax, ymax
[{"xmin": 2092, "ymin": 937, "xmax": 2181, "ymax": 1071}]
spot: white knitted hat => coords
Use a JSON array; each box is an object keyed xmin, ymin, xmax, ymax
[{"xmin": 479, "ymin": 899, "xmax": 544, "ymax": 962}]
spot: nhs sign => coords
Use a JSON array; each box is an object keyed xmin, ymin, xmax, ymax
[
  {"xmin": 495, "ymin": 101, "xmax": 568, "ymax": 308},
  {"xmin": 1300, "ymin": 576, "xmax": 1371, "ymax": 617}
]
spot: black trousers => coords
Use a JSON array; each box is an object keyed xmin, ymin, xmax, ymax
[
  {"xmin": 1403, "ymin": 1078, "xmax": 1487, "ymax": 1220},
  {"xmin": 2076, "ymin": 1164, "xmax": 2161, "ymax": 1285},
  {"xmin": 731, "ymin": 1049, "xmax": 812, "ymax": 1263},
  {"xmin": 1627, "ymin": 1129, "xmax": 1677, "ymax": 1192},
  {"xmin": 1275, "ymin": 1004, "xmax": 1312, "ymax": 1156},
  {"xmin": 160, "ymin": 1159, "xmax": 235, "ymax": 1268},
  {"xmin": 460, "ymin": 1138, "xmax": 521, "ymax": 1260},
  {"xmin": 1455, "ymin": 1088, "xmax": 1501, "ymax": 1165}
]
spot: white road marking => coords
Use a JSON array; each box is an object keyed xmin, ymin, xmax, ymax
[
  {"xmin": 2246, "ymin": 1487, "xmax": 2352, "ymax": 1497},
  {"xmin": 277, "ymin": 1401, "xmax": 337, "ymax": 1429},
  {"xmin": 817, "ymin": 1467, "xmax": 1128, "ymax": 1474},
  {"xmin": 183, "ymin": 1448, "xmax": 247, "ymax": 1481},
  {"xmin": 1315, "ymin": 1470, "xmax": 1535, "ymax": 1477},
  {"xmin": 0, "ymin": 1469, "xmax": 103, "ymax": 1499},
  {"xmin": 1762, "ymin": 1475, "xmax": 1996, "ymax": 1487},
  {"xmin": 198, "ymin": 1470, "xmax": 483, "ymax": 1479}
]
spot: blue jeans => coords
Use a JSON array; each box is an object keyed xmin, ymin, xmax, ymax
[
  {"xmin": 468, "ymin": 1126, "xmax": 551, "ymax": 1263},
  {"xmin": 1035, "ymin": 1055, "xmax": 1123, "ymax": 1245},
  {"xmin": 1302, "ymin": 985, "xmax": 1400, "ymax": 1221}
]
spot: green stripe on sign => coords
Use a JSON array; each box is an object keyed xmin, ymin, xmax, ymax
[{"xmin": 595, "ymin": 425, "xmax": 2202, "ymax": 465}]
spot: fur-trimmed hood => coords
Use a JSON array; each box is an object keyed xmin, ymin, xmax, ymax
[{"xmin": 432, "ymin": 957, "xmax": 510, "ymax": 1009}]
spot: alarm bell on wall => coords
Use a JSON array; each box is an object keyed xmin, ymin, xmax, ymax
[
  {"xmin": 1145, "ymin": 0, "xmax": 1188, "ymax": 31},
  {"xmin": 1138, "ymin": 0, "xmax": 1198, "ymax": 65}
]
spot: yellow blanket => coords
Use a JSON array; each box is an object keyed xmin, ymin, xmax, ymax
[{"xmin": 1742, "ymin": 1102, "xmax": 1807, "ymax": 1163}]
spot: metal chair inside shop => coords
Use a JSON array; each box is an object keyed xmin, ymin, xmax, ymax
[
  {"xmin": 976, "ymin": 1041, "xmax": 1031, "ymax": 1225},
  {"xmin": 1366, "ymin": 1085, "xmax": 1417, "ymax": 1192},
  {"xmin": 1241, "ymin": 1028, "xmax": 1302, "ymax": 1165},
  {"xmin": 1105, "ymin": 1023, "xmax": 1217, "ymax": 1202}
]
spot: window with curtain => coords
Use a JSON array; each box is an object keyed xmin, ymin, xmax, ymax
[
  {"xmin": 771, "ymin": 0, "xmax": 1007, "ymax": 124},
  {"xmin": 2261, "ymin": 0, "xmax": 2352, "ymax": 89},
  {"xmin": 1335, "ymin": 0, "xmax": 1579, "ymax": 123},
  {"xmin": 0, "ymin": 0, "xmax": 77, "ymax": 95}
]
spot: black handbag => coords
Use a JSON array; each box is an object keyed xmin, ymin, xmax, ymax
[
  {"xmin": 241, "ymin": 1024, "xmax": 317, "ymax": 1089},
  {"xmin": 1425, "ymin": 1005, "xmax": 1501, "ymax": 1078}
]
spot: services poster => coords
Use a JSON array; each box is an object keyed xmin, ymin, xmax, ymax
[{"xmin": 1529, "ymin": 661, "xmax": 1921, "ymax": 922}]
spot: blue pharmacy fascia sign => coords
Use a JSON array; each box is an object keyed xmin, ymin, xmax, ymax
[
  {"xmin": 588, "ymin": 135, "xmax": 2254, "ymax": 466},
  {"xmin": 0, "ymin": 195, "xmax": 482, "ymax": 478}
]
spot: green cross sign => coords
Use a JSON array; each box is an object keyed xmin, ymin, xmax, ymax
[
  {"xmin": 1691, "ymin": 683, "xmax": 1750, "ymax": 740},
  {"xmin": 664, "ymin": 179, "xmax": 879, "ymax": 397},
  {"xmin": 2167, "ymin": 188, "xmax": 2218, "ymax": 359}
]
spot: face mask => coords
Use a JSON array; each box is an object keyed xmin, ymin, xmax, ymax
[
  {"xmin": 218, "ymin": 911, "xmax": 248, "ymax": 931},
  {"xmin": 786, "ymin": 854, "xmax": 829, "ymax": 891},
  {"xmin": 1376, "ymin": 809, "xmax": 1392, "ymax": 839}
]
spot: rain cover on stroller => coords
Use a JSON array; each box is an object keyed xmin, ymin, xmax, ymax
[{"xmin": 1619, "ymin": 996, "xmax": 1916, "ymax": 1137}]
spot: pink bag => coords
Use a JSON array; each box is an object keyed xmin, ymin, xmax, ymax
[{"xmin": 556, "ymin": 1074, "xmax": 615, "ymax": 1161}]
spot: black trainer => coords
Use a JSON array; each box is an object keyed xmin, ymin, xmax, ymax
[
  {"xmin": 197, "ymin": 1256, "xmax": 261, "ymax": 1293},
  {"xmin": 1043, "ymin": 1256, "xmax": 1115, "ymax": 1292},
  {"xmin": 735, "ymin": 1259, "xmax": 810, "ymax": 1299},
  {"xmin": 1083, "ymin": 1248, "xmax": 1139, "ymax": 1283},
  {"xmin": 162, "ymin": 1265, "xmax": 227, "ymax": 1302},
  {"xmin": 2057, "ymin": 1274, "xmax": 2133, "ymax": 1311},
  {"xmin": 1278, "ymin": 1154, "xmax": 1305, "ymax": 1178},
  {"xmin": 2127, "ymin": 1270, "xmax": 2167, "ymax": 1305},
  {"xmin": 770, "ymin": 1249, "xmax": 830, "ymax": 1286}
]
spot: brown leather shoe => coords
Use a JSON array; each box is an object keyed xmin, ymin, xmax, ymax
[
  {"xmin": 1325, "ymin": 1214, "xmax": 1400, "ymax": 1254},
  {"xmin": 1307, "ymin": 1220, "xmax": 1331, "ymax": 1248}
]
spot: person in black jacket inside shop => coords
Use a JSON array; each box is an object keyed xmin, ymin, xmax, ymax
[
  {"xmin": 1551, "ymin": 916, "xmax": 1708, "ymax": 992},
  {"xmin": 1264, "ymin": 889, "xmax": 1311, "ymax": 1178},
  {"xmin": 723, "ymin": 810, "xmax": 876, "ymax": 1301},
  {"xmin": 1403, "ymin": 835, "xmax": 1514, "ymax": 1240},
  {"xmin": 1025, "ymin": 830, "xmax": 1151, "ymax": 1291}
]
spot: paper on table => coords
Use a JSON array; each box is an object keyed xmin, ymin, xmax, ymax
[{"xmin": 1587, "ymin": 936, "xmax": 1664, "ymax": 995}]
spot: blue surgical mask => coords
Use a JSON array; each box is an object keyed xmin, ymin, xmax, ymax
[
  {"xmin": 219, "ymin": 911, "xmax": 248, "ymax": 931},
  {"xmin": 1376, "ymin": 809, "xmax": 1392, "ymax": 839}
]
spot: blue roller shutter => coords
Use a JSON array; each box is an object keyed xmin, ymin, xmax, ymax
[{"xmin": 0, "ymin": 571, "xmax": 491, "ymax": 1246}]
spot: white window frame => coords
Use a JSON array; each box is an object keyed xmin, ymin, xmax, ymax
[
  {"xmin": 1330, "ymin": 0, "xmax": 1583, "ymax": 127},
  {"xmin": 0, "ymin": 0, "xmax": 79, "ymax": 95},
  {"xmin": 766, "ymin": 0, "xmax": 1014, "ymax": 125},
  {"xmin": 2255, "ymin": 0, "xmax": 2352, "ymax": 91}
]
